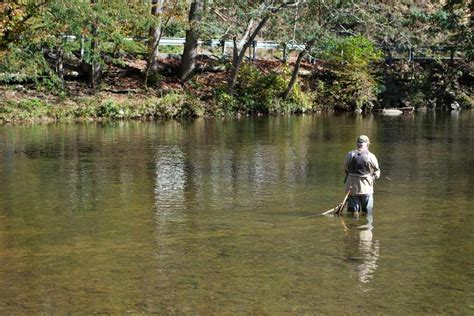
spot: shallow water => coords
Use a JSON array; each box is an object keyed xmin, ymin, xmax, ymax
[{"xmin": 0, "ymin": 111, "xmax": 473, "ymax": 314}]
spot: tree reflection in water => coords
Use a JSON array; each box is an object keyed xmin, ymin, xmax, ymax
[{"xmin": 154, "ymin": 145, "xmax": 186, "ymax": 224}]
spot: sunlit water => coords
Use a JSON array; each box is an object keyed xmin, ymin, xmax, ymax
[{"xmin": 0, "ymin": 111, "xmax": 473, "ymax": 314}]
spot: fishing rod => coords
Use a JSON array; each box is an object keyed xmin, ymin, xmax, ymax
[
  {"xmin": 299, "ymin": 187, "xmax": 352, "ymax": 219},
  {"xmin": 335, "ymin": 188, "xmax": 351, "ymax": 216}
]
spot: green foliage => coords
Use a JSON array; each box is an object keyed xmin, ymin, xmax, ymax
[
  {"xmin": 0, "ymin": 92, "xmax": 208, "ymax": 123},
  {"xmin": 1, "ymin": 0, "xmax": 153, "ymax": 88},
  {"xmin": 146, "ymin": 72, "xmax": 164, "ymax": 88},
  {"xmin": 72, "ymin": 103, "xmax": 97, "ymax": 119},
  {"xmin": 432, "ymin": 1, "xmax": 472, "ymax": 60},
  {"xmin": 0, "ymin": 0, "xmax": 472, "ymax": 117},
  {"xmin": 236, "ymin": 64, "xmax": 288, "ymax": 113},
  {"xmin": 0, "ymin": 98, "xmax": 53, "ymax": 122},
  {"xmin": 285, "ymin": 84, "xmax": 317, "ymax": 113},
  {"xmin": 315, "ymin": 36, "xmax": 382, "ymax": 110},
  {"xmin": 16, "ymin": 98, "xmax": 50, "ymax": 112},
  {"xmin": 97, "ymin": 100, "xmax": 125, "ymax": 119},
  {"xmin": 213, "ymin": 91, "xmax": 239, "ymax": 115},
  {"xmin": 0, "ymin": 44, "xmax": 50, "ymax": 80},
  {"xmin": 154, "ymin": 93, "xmax": 204, "ymax": 118},
  {"xmin": 159, "ymin": 45, "xmax": 184, "ymax": 54},
  {"xmin": 213, "ymin": 64, "xmax": 316, "ymax": 115},
  {"xmin": 456, "ymin": 92, "xmax": 474, "ymax": 109},
  {"xmin": 129, "ymin": 93, "xmax": 205, "ymax": 119},
  {"xmin": 93, "ymin": 95, "xmax": 204, "ymax": 120},
  {"xmin": 320, "ymin": 35, "xmax": 383, "ymax": 68},
  {"xmin": 408, "ymin": 91, "xmax": 428, "ymax": 108},
  {"xmin": 379, "ymin": 60, "xmax": 472, "ymax": 110},
  {"xmin": 163, "ymin": 21, "xmax": 187, "ymax": 38}
]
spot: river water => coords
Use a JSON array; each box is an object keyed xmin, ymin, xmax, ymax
[{"xmin": 0, "ymin": 111, "xmax": 473, "ymax": 314}]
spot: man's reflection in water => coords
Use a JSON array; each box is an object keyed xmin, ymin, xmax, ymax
[{"xmin": 341, "ymin": 215, "xmax": 379, "ymax": 285}]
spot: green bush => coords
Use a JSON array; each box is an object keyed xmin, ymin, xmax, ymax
[
  {"xmin": 409, "ymin": 91, "xmax": 428, "ymax": 108},
  {"xmin": 73, "ymin": 104, "xmax": 98, "ymax": 119},
  {"xmin": 159, "ymin": 93, "xmax": 204, "ymax": 118},
  {"xmin": 96, "ymin": 100, "xmax": 125, "ymax": 119},
  {"xmin": 0, "ymin": 99, "xmax": 54, "ymax": 122},
  {"xmin": 0, "ymin": 45, "xmax": 63, "ymax": 93},
  {"xmin": 320, "ymin": 35, "xmax": 383, "ymax": 68},
  {"xmin": 455, "ymin": 92, "xmax": 473, "ymax": 109},
  {"xmin": 212, "ymin": 64, "xmax": 317, "ymax": 115},
  {"xmin": 213, "ymin": 90, "xmax": 239, "ymax": 115},
  {"xmin": 237, "ymin": 64, "xmax": 288, "ymax": 113},
  {"xmin": 0, "ymin": 45, "xmax": 49, "ymax": 80},
  {"xmin": 285, "ymin": 88, "xmax": 317, "ymax": 113},
  {"xmin": 16, "ymin": 98, "xmax": 50, "ymax": 112},
  {"xmin": 315, "ymin": 36, "xmax": 382, "ymax": 111},
  {"xmin": 142, "ymin": 93, "xmax": 204, "ymax": 119}
]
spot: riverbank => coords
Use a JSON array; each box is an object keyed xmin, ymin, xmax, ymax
[
  {"xmin": 0, "ymin": 88, "xmax": 209, "ymax": 123},
  {"xmin": 1, "ymin": 56, "xmax": 472, "ymax": 124},
  {"xmin": 1, "ymin": 57, "xmax": 316, "ymax": 123}
]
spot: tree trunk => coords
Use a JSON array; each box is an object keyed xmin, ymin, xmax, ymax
[
  {"xmin": 145, "ymin": 0, "xmax": 164, "ymax": 87},
  {"xmin": 178, "ymin": 0, "xmax": 204, "ymax": 82},
  {"xmin": 227, "ymin": 1, "xmax": 300, "ymax": 94},
  {"xmin": 283, "ymin": 40, "xmax": 314, "ymax": 100},
  {"xmin": 227, "ymin": 15, "xmax": 270, "ymax": 94},
  {"xmin": 283, "ymin": 50, "xmax": 305, "ymax": 100},
  {"xmin": 89, "ymin": 0, "xmax": 101, "ymax": 90},
  {"xmin": 232, "ymin": 37, "xmax": 238, "ymax": 65},
  {"xmin": 90, "ymin": 20, "xmax": 100, "ymax": 89},
  {"xmin": 56, "ymin": 47, "xmax": 65, "ymax": 89}
]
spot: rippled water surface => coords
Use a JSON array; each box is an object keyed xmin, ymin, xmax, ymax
[{"xmin": 0, "ymin": 111, "xmax": 473, "ymax": 314}]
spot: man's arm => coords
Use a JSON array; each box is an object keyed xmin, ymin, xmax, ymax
[
  {"xmin": 344, "ymin": 151, "xmax": 352, "ymax": 173},
  {"xmin": 370, "ymin": 153, "xmax": 381, "ymax": 180},
  {"xmin": 343, "ymin": 152, "xmax": 352, "ymax": 183}
]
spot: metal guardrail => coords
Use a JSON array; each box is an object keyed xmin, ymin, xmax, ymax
[
  {"xmin": 64, "ymin": 36, "xmax": 459, "ymax": 61},
  {"xmin": 162, "ymin": 38, "xmax": 301, "ymax": 50},
  {"xmin": 66, "ymin": 35, "xmax": 458, "ymax": 52},
  {"xmin": 64, "ymin": 35, "xmax": 295, "ymax": 50}
]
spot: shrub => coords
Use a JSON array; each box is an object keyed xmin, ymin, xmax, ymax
[
  {"xmin": 143, "ymin": 93, "xmax": 204, "ymax": 119},
  {"xmin": 16, "ymin": 98, "xmax": 50, "ymax": 112},
  {"xmin": 0, "ymin": 45, "xmax": 50, "ymax": 81},
  {"xmin": 236, "ymin": 64, "xmax": 288, "ymax": 113},
  {"xmin": 285, "ymin": 88, "xmax": 317, "ymax": 113},
  {"xmin": 73, "ymin": 104, "xmax": 98, "ymax": 119},
  {"xmin": 212, "ymin": 64, "xmax": 317, "ymax": 115},
  {"xmin": 0, "ymin": 99, "xmax": 54, "ymax": 122},
  {"xmin": 214, "ymin": 91, "xmax": 239, "ymax": 115},
  {"xmin": 96, "ymin": 100, "xmax": 125, "ymax": 119},
  {"xmin": 315, "ymin": 36, "xmax": 383, "ymax": 110}
]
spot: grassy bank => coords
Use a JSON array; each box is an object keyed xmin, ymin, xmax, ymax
[
  {"xmin": 0, "ymin": 93, "xmax": 203, "ymax": 123},
  {"xmin": 0, "ymin": 59, "xmax": 322, "ymax": 123},
  {"xmin": 0, "ymin": 88, "xmax": 317, "ymax": 124},
  {"xmin": 1, "ymin": 57, "xmax": 472, "ymax": 124}
]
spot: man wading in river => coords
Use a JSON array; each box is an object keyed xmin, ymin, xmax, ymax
[{"xmin": 344, "ymin": 135, "xmax": 380, "ymax": 217}]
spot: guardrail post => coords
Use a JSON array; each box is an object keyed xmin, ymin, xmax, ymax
[
  {"xmin": 283, "ymin": 43, "xmax": 287, "ymax": 63},
  {"xmin": 80, "ymin": 35, "xmax": 85, "ymax": 61},
  {"xmin": 252, "ymin": 40, "xmax": 257, "ymax": 62},
  {"xmin": 220, "ymin": 39, "xmax": 226, "ymax": 58}
]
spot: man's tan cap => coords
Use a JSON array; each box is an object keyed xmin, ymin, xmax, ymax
[{"xmin": 357, "ymin": 135, "xmax": 370, "ymax": 144}]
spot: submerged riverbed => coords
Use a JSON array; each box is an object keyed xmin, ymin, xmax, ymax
[{"xmin": 0, "ymin": 111, "xmax": 473, "ymax": 314}]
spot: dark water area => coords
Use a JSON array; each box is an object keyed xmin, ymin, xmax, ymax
[{"xmin": 0, "ymin": 110, "xmax": 473, "ymax": 314}]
